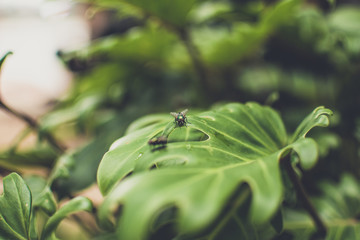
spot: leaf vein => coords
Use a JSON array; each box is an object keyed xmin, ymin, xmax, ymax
[
  {"xmin": 190, "ymin": 118, "xmax": 268, "ymax": 156},
  {"xmin": 241, "ymin": 106, "xmax": 281, "ymax": 149},
  {"xmin": 220, "ymin": 114, "xmax": 277, "ymax": 151}
]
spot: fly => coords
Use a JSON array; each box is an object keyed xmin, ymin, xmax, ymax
[{"xmin": 170, "ymin": 109, "xmax": 189, "ymax": 127}]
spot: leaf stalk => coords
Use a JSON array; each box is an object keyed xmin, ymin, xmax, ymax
[
  {"xmin": 282, "ymin": 154, "xmax": 327, "ymax": 238},
  {"xmin": 176, "ymin": 27, "xmax": 211, "ymax": 103},
  {"xmin": 0, "ymin": 100, "xmax": 66, "ymax": 153}
]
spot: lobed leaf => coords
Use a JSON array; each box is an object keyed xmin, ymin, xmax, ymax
[
  {"xmin": 97, "ymin": 102, "xmax": 332, "ymax": 239},
  {"xmin": 290, "ymin": 106, "xmax": 333, "ymax": 142}
]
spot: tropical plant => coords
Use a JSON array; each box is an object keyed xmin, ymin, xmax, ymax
[
  {"xmin": 1, "ymin": 0, "xmax": 360, "ymax": 239},
  {"xmin": 97, "ymin": 103, "xmax": 332, "ymax": 239}
]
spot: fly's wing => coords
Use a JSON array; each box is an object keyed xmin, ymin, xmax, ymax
[
  {"xmin": 170, "ymin": 112, "xmax": 178, "ymax": 117},
  {"xmin": 181, "ymin": 109, "xmax": 188, "ymax": 116}
]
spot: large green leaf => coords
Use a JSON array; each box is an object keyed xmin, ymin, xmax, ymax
[
  {"xmin": 97, "ymin": 102, "xmax": 332, "ymax": 239},
  {"xmin": 282, "ymin": 174, "xmax": 360, "ymax": 239},
  {"xmin": 0, "ymin": 173, "xmax": 32, "ymax": 240}
]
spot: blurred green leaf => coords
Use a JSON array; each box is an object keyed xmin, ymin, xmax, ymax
[
  {"xmin": 48, "ymin": 154, "xmax": 75, "ymax": 190},
  {"xmin": 282, "ymin": 174, "xmax": 360, "ymax": 239},
  {"xmin": 197, "ymin": 0, "xmax": 301, "ymax": 67},
  {"xmin": 328, "ymin": 7, "xmax": 360, "ymax": 57},
  {"xmin": 25, "ymin": 176, "xmax": 57, "ymax": 216},
  {"xmin": 51, "ymin": 111, "xmax": 140, "ymax": 197},
  {"xmin": 40, "ymin": 94, "xmax": 102, "ymax": 132},
  {"xmin": 328, "ymin": 7, "xmax": 360, "ymax": 34},
  {"xmin": 97, "ymin": 102, "xmax": 331, "ymax": 239},
  {"xmin": 40, "ymin": 196, "xmax": 93, "ymax": 240},
  {"xmin": 0, "ymin": 147, "xmax": 57, "ymax": 169},
  {"xmin": 89, "ymin": 0, "xmax": 196, "ymax": 27},
  {"xmin": 0, "ymin": 173, "xmax": 32, "ymax": 240},
  {"xmin": 188, "ymin": 1, "xmax": 233, "ymax": 24}
]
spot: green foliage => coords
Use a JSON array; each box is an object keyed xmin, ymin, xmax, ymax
[
  {"xmin": 0, "ymin": 173, "xmax": 32, "ymax": 240},
  {"xmin": 1, "ymin": 0, "xmax": 360, "ymax": 239},
  {"xmin": 45, "ymin": 0, "xmax": 314, "ymax": 197},
  {"xmin": 0, "ymin": 173, "xmax": 93, "ymax": 240},
  {"xmin": 25, "ymin": 176, "xmax": 56, "ymax": 216},
  {"xmin": 282, "ymin": 174, "xmax": 360, "ymax": 239},
  {"xmin": 88, "ymin": 0, "xmax": 197, "ymax": 27},
  {"xmin": 40, "ymin": 197, "xmax": 92, "ymax": 240},
  {"xmin": 97, "ymin": 103, "xmax": 331, "ymax": 239}
]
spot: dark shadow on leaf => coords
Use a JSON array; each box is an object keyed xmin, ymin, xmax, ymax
[
  {"xmin": 167, "ymin": 128, "xmax": 209, "ymax": 143},
  {"xmin": 150, "ymin": 206, "xmax": 178, "ymax": 240},
  {"xmin": 150, "ymin": 145, "xmax": 167, "ymax": 152},
  {"xmin": 123, "ymin": 171, "xmax": 133, "ymax": 179}
]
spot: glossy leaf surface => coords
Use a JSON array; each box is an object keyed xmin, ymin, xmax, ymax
[
  {"xmin": 97, "ymin": 103, "xmax": 332, "ymax": 239},
  {"xmin": 0, "ymin": 173, "xmax": 32, "ymax": 240}
]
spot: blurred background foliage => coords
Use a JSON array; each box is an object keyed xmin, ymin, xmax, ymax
[
  {"xmin": 2, "ymin": 0, "xmax": 359, "ymax": 213},
  {"xmin": 45, "ymin": 0, "xmax": 360, "ymax": 198}
]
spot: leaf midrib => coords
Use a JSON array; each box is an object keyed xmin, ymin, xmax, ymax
[{"xmin": 0, "ymin": 213, "xmax": 28, "ymax": 240}]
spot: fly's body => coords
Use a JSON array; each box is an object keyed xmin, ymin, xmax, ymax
[{"xmin": 170, "ymin": 109, "xmax": 189, "ymax": 127}]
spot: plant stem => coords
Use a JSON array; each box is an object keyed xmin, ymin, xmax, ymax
[
  {"xmin": 176, "ymin": 28, "xmax": 211, "ymax": 102},
  {"xmin": 0, "ymin": 100, "xmax": 66, "ymax": 153},
  {"xmin": 282, "ymin": 155, "xmax": 327, "ymax": 237}
]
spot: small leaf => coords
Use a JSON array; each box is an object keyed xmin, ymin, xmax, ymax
[
  {"xmin": 40, "ymin": 196, "xmax": 93, "ymax": 240},
  {"xmin": 289, "ymin": 138, "xmax": 318, "ymax": 170},
  {"xmin": 290, "ymin": 106, "xmax": 333, "ymax": 143},
  {"xmin": 48, "ymin": 154, "xmax": 75, "ymax": 186},
  {"xmin": 0, "ymin": 173, "xmax": 32, "ymax": 240}
]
